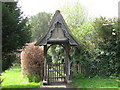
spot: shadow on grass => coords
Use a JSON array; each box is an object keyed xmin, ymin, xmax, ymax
[{"xmin": 2, "ymin": 84, "xmax": 40, "ymax": 90}]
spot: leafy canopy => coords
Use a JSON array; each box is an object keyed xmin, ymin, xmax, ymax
[
  {"xmin": 29, "ymin": 12, "xmax": 52, "ymax": 41},
  {"xmin": 2, "ymin": 2, "xmax": 31, "ymax": 53},
  {"xmin": 2, "ymin": 2, "xmax": 31, "ymax": 71}
]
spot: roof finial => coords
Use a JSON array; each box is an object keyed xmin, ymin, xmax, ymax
[{"xmin": 56, "ymin": 10, "xmax": 60, "ymax": 13}]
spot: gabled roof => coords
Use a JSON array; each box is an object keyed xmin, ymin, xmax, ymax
[{"xmin": 35, "ymin": 10, "xmax": 79, "ymax": 46}]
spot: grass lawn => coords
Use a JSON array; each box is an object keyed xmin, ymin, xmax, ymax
[
  {"xmin": 1, "ymin": 66, "xmax": 42, "ymax": 89},
  {"xmin": 72, "ymin": 77, "xmax": 120, "ymax": 88}
]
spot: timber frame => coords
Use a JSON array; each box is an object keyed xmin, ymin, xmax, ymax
[{"xmin": 35, "ymin": 10, "xmax": 79, "ymax": 85}]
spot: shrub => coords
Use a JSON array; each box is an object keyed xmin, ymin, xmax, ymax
[
  {"xmin": 21, "ymin": 42, "xmax": 44, "ymax": 82},
  {"xmin": 2, "ymin": 53, "xmax": 16, "ymax": 71},
  {"xmin": 74, "ymin": 73, "xmax": 85, "ymax": 79}
]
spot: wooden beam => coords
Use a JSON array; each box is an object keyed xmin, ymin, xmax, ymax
[
  {"xmin": 64, "ymin": 44, "xmax": 70, "ymax": 83},
  {"xmin": 43, "ymin": 45, "xmax": 47, "ymax": 81}
]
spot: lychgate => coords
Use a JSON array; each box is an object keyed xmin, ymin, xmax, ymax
[{"xmin": 35, "ymin": 10, "xmax": 79, "ymax": 85}]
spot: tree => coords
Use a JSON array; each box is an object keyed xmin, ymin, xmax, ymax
[
  {"xmin": 60, "ymin": 2, "xmax": 95, "ymax": 50},
  {"xmin": 47, "ymin": 45, "xmax": 64, "ymax": 63},
  {"xmin": 29, "ymin": 12, "xmax": 52, "ymax": 41},
  {"xmin": 60, "ymin": 2, "xmax": 94, "ymax": 62},
  {"xmin": 60, "ymin": 2, "xmax": 88, "ymax": 28},
  {"xmin": 60, "ymin": 2, "xmax": 120, "ymax": 78},
  {"xmin": 2, "ymin": 2, "xmax": 31, "ymax": 71},
  {"xmin": 92, "ymin": 17, "xmax": 120, "ymax": 77},
  {"xmin": 59, "ymin": 2, "xmax": 94, "ymax": 77}
]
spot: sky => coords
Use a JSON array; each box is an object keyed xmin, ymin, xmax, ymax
[{"xmin": 18, "ymin": 0, "xmax": 119, "ymax": 18}]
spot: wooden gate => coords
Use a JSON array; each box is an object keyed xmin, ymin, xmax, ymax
[{"xmin": 47, "ymin": 62, "xmax": 66, "ymax": 84}]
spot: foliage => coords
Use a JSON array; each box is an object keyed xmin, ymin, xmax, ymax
[
  {"xmin": 29, "ymin": 12, "xmax": 52, "ymax": 41},
  {"xmin": 1, "ymin": 66, "xmax": 42, "ymax": 88},
  {"xmin": 72, "ymin": 77, "xmax": 119, "ymax": 88},
  {"xmin": 60, "ymin": 2, "xmax": 88, "ymax": 28},
  {"xmin": 21, "ymin": 42, "xmax": 44, "ymax": 82},
  {"xmin": 12, "ymin": 53, "xmax": 21, "ymax": 67},
  {"xmin": 2, "ymin": 2, "xmax": 31, "ymax": 71},
  {"xmin": 60, "ymin": 2, "xmax": 119, "ymax": 78},
  {"xmin": 47, "ymin": 45, "xmax": 64, "ymax": 63},
  {"xmin": 60, "ymin": 1, "xmax": 93, "ymax": 61},
  {"xmin": 26, "ymin": 73, "xmax": 40, "ymax": 82},
  {"xmin": 74, "ymin": 73, "xmax": 85, "ymax": 79},
  {"xmin": 90, "ymin": 17, "xmax": 120, "ymax": 77},
  {"xmin": 60, "ymin": 2, "xmax": 94, "ymax": 78},
  {"xmin": 2, "ymin": 54, "xmax": 16, "ymax": 71},
  {"xmin": 71, "ymin": 17, "xmax": 120, "ymax": 78}
]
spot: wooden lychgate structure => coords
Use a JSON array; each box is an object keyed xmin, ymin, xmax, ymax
[{"xmin": 35, "ymin": 10, "xmax": 79, "ymax": 85}]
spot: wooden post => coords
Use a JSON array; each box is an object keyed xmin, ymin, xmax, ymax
[
  {"xmin": 43, "ymin": 45, "xmax": 47, "ymax": 84},
  {"xmin": 64, "ymin": 44, "xmax": 70, "ymax": 83},
  {"xmin": 67, "ymin": 45, "xmax": 70, "ymax": 81},
  {"xmin": 64, "ymin": 47, "xmax": 67, "ymax": 83},
  {"xmin": 48, "ymin": 64, "xmax": 49, "ymax": 84}
]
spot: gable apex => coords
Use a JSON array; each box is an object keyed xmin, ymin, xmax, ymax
[{"xmin": 35, "ymin": 10, "xmax": 79, "ymax": 46}]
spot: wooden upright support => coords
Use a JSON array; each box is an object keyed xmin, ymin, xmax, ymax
[
  {"xmin": 64, "ymin": 44, "xmax": 70, "ymax": 83},
  {"xmin": 43, "ymin": 45, "xmax": 47, "ymax": 84}
]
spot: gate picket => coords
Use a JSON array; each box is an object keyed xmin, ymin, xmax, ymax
[{"xmin": 47, "ymin": 63, "xmax": 65, "ymax": 84}]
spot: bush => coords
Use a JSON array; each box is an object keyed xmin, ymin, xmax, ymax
[
  {"xmin": 2, "ymin": 53, "xmax": 16, "ymax": 71},
  {"xmin": 74, "ymin": 73, "xmax": 85, "ymax": 79},
  {"xmin": 26, "ymin": 73, "xmax": 40, "ymax": 82},
  {"xmin": 12, "ymin": 52, "xmax": 21, "ymax": 67},
  {"xmin": 21, "ymin": 42, "xmax": 44, "ymax": 82}
]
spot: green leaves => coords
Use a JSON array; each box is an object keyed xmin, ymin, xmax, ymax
[
  {"xmin": 2, "ymin": 2, "xmax": 31, "ymax": 70},
  {"xmin": 60, "ymin": 3, "xmax": 120, "ymax": 77},
  {"xmin": 2, "ymin": 2, "xmax": 31, "ymax": 53},
  {"xmin": 29, "ymin": 12, "xmax": 52, "ymax": 41},
  {"xmin": 90, "ymin": 17, "xmax": 120, "ymax": 77},
  {"xmin": 60, "ymin": 2, "xmax": 87, "ymax": 28}
]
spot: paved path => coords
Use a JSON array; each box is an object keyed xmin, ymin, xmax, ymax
[
  {"xmin": 29, "ymin": 84, "xmax": 77, "ymax": 90},
  {"xmin": 41, "ymin": 85, "xmax": 67, "ymax": 88},
  {"xmin": 40, "ymin": 83, "xmax": 76, "ymax": 88}
]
